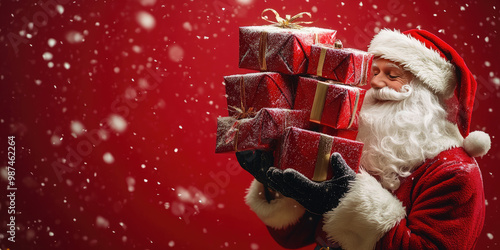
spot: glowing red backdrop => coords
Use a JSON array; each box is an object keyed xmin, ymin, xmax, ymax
[{"xmin": 1, "ymin": 0, "xmax": 499, "ymax": 249}]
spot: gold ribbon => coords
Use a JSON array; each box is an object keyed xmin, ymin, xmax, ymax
[
  {"xmin": 229, "ymin": 77, "xmax": 257, "ymax": 119},
  {"xmin": 229, "ymin": 77, "xmax": 259, "ymax": 151},
  {"xmin": 234, "ymin": 121, "xmax": 241, "ymax": 152},
  {"xmin": 312, "ymin": 134, "xmax": 333, "ymax": 181},
  {"xmin": 259, "ymin": 31, "xmax": 268, "ymax": 71},
  {"xmin": 310, "ymin": 81, "xmax": 329, "ymax": 123},
  {"xmin": 261, "ymin": 8, "xmax": 313, "ymax": 29},
  {"xmin": 347, "ymin": 88, "xmax": 360, "ymax": 129},
  {"xmin": 316, "ymin": 47, "xmax": 327, "ymax": 76}
]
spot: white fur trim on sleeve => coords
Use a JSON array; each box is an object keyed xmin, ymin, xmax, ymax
[
  {"xmin": 322, "ymin": 170, "xmax": 406, "ymax": 250},
  {"xmin": 368, "ymin": 29, "xmax": 456, "ymax": 98},
  {"xmin": 245, "ymin": 179, "xmax": 306, "ymax": 229}
]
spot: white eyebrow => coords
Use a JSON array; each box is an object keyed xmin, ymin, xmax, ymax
[{"xmin": 386, "ymin": 63, "xmax": 403, "ymax": 70}]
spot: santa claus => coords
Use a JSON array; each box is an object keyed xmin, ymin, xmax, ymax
[{"xmin": 236, "ymin": 29, "xmax": 491, "ymax": 249}]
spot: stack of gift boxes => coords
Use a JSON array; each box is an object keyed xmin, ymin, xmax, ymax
[{"xmin": 216, "ymin": 11, "xmax": 373, "ymax": 182}]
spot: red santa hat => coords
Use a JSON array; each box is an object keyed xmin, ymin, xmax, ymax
[{"xmin": 368, "ymin": 29, "xmax": 490, "ymax": 157}]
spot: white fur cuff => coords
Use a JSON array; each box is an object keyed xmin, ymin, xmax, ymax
[
  {"xmin": 323, "ymin": 170, "xmax": 406, "ymax": 250},
  {"xmin": 245, "ymin": 179, "xmax": 306, "ymax": 229}
]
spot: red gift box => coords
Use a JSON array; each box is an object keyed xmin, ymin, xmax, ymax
[
  {"xmin": 277, "ymin": 127, "xmax": 363, "ymax": 182},
  {"xmin": 307, "ymin": 44, "xmax": 374, "ymax": 86},
  {"xmin": 224, "ymin": 72, "xmax": 297, "ymax": 117},
  {"xmin": 294, "ymin": 76, "xmax": 366, "ymax": 130},
  {"xmin": 215, "ymin": 108, "xmax": 310, "ymax": 153},
  {"xmin": 239, "ymin": 26, "xmax": 337, "ymax": 75}
]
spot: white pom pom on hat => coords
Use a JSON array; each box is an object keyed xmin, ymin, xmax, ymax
[{"xmin": 463, "ymin": 131, "xmax": 491, "ymax": 157}]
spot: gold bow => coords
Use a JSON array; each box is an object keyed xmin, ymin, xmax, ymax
[
  {"xmin": 261, "ymin": 8, "xmax": 312, "ymax": 29},
  {"xmin": 229, "ymin": 77, "xmax": 257, "ymax": 119}
]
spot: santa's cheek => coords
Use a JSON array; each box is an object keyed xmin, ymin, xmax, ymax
[{"xmin": 387, "ymin": 81, "xmax": 404, "ymax": 91}]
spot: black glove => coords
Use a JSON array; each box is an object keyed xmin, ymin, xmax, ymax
[
  {"xmin": 236, "ymin": 150, "xmax": 275, "ymax": 202},
  {"xmin": 266, "ymin": 152, "xmax": 356, "ymax": 215},
  {"xmin": 236, "ymin": 150, "xmax": 275, "ymax": 185}
]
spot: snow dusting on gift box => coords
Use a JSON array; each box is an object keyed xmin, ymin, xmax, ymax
[
  {"xmin": 215, "ymin": 108, "xmax": 310, "ymax": 153},
  {"xmin": 294, "ymin": 76, "xmax": 366, "ymax": 130},
  {"xmin": 239, "ymin": 25, "xmax": 337, "ymax": 75},
  {"xmin": 308, "ymin": 44, "xmax": 374, "ymax": 86},
  {"xmin": 277, "ymin": 127, "xmax": 363, "ymax": 182},
  {"xmin": 224, "ymin": 72, "xmax": 298, "ymax": 117}
]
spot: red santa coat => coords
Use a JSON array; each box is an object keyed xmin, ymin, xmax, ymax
[{"xmin": 245, "ymin": 147, "xmax": 485, "ymax": 249}]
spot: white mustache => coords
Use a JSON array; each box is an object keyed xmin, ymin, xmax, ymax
[{"xmin": 370, "ymin": 85, "xmax": 413, "ymax": 101}]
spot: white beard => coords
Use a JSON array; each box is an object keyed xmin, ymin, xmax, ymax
[{"xmin": 357, "ymin": 80, "xmax": 460, "ymax": 191}]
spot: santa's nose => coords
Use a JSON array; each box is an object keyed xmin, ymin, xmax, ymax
[{"xmin": 370, "ymin": 74, "xmax": 386, "ymax": 89}]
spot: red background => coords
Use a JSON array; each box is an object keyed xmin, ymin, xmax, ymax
[{"xmin": 1, "ymin": 0, "xmax": 499, "ymax": 249}]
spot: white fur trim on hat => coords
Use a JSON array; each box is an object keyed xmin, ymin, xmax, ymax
[
  {"xmin": 245, "ymin": 179, "xmax": 305, "ymax": 229},
  {"xmin": 463, "ymin": 131, "xmax": 491, "ymax": 157},
  {"xmin": 323, "ymin": 170, "xmax": 406, "ymax": 250},
  {"xmin": 368, "ymin": 29, "xmax": 456, "ymax": 98}
]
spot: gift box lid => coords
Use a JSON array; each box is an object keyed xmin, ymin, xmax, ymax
[{"xmin": 240, "ymin": 25, "xmax": 336, "ymax": 35}]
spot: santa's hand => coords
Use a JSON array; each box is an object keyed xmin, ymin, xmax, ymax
[
  {"xmin": 236, "ymin": 150, "xmax": 274, "ymax": 185},
  {"xmin": 266, "ymin": 153, "xmax": 356, "ymax": 215}
]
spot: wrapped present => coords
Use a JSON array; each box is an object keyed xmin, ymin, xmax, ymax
[
  {"xmin": 239, "ymin": 9, "xmax": 337, "ymax": 75},
  {"xmin": 307, "ymin": 44, "xmax": 373, "ymax": 86},
  {"xmin": 277, "ymin": 127, "xmax": 363, "ymax": 182},
  {"xmin": 294, "ymin": 76, "xmax": 366, "ymax": 129},
  {"xmin": 215, "ymin": 108, "xmax": 310, "ymax": 153},
  {"xmin": 224, "ymin": 72, "xmax": 297, "ymax": 117}
]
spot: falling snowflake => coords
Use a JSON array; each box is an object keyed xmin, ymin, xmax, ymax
[
  {"xmin": 65, "ymin": 31, "xmax": 84, "ymax": 44},
  {"xmin": 236, "ymin": 0, "xmax": 253, "ymax": 4},
  {"xmin": 108, "ymin": 114, "xmax": 127, "ymax": 133},
  {"xmin": 183, "ymin": 22, "xmax": 193, "ymax": 32},
  {"xmin": 487, "ymin": 233, "xmax": 494, "ymax": 240},
  {"xmin": 139, "ymin": 0, "xmax": 157, "ymax": 6},
  {"xmin": 168, "ymin": 44, "xmax": 184, "ymax": 62},
  {"xmin": 42, "ymin": 52, "xmax": 53, "ymax": 61},
  {"xmin": 96, "ymin": 216, "xmax": 110, "ymax": 228},
  {"xmin": 71, "ymin": 120, "xmax": 85, "ymax": 136},
  {"xmin": 50, "ymin": 134, "xmax": 63, "ymax": 146},
  {"xmin": 103, "ymin": 152, "xmax": 115, "ymax": 164},
  {"xmin": 136, "ymin": 11, "xmax": 156, "ymax": 30},
  {"xmin": 47, "ymin": 38, "xmax": 57, "ymax": 47},
  {"xmin": 126, "ymin": 177, "xmax": 136, "ymax": 192},
  {"xmin": 250, "ymin": 243, "xmax": 260, "ymax": 250}
]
